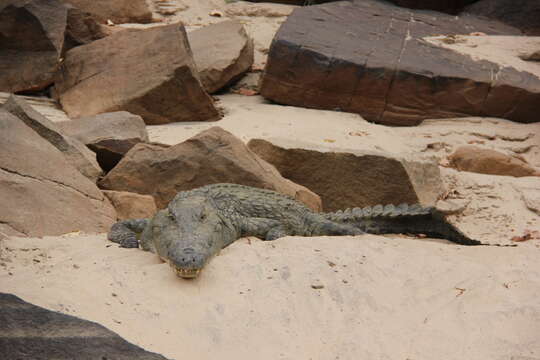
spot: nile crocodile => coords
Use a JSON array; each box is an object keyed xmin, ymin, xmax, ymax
[{"xmin": 108, "ymin": 183, "xmax": 487, "ymax": 278}]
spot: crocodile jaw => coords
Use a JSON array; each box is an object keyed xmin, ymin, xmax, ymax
[{"xmin": 172, "ymin": 265, "xmax": 201, "ymax": 279}]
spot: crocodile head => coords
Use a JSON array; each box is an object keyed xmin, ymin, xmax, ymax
[{"xmin": 152, "ymin": 196, "xmax": 235, "ymax": 279}]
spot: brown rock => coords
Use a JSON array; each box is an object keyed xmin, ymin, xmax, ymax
[
  {"xmin": 102, "ymin": 191, "xmax": 157, "ymax": 220},
  {"xmin": 464, "ymin": 0, "xmax": 540, "ymax": 36},
  {"xmin": 448, "ymin": 146, "xmax": 540, "ymax": 177},
  {"xmin": 99, "ymin": 127, "xmax": 322, "ymax": 211},
  {"xmin": 0, "ymin": 109, "xmax": 116, "ymax": 237},
  {"xmin": 259, "ymin": 0, "xmax": 539, "ymax": 125},
  {"xmin": 247, "ymin": 139, "xmax": 443, "ymax": 212},
  {"xmin": 189, "ymin": 20, "xmax": 254, "ymax": 94},
  {"xmin": 519, "ymin": 50, "xmax": 540, "ymax": 62},
  {"xmin": 54, "ymin": 23, "xmax": 220, "ymax": 125},
  {"xmin": 0, "ymin": 0, "xmax": 67, "ymax": 92},
  {"xmin": 388, "ymin": 0, "xmax": 476, "ymax": 14},
  {"xmin": 64, "ymin": 4, "xmax": 108, "ymax": 51},
  {"xmin": 2, "ymin": 95, "xmax": 102, "ymax": 182},
  {"xmin": 57, "ymin": 111, "xmax": 148, "ymax": 172},
  {"xmin": 60, "ymin": 0, "xmax": 152, "ymax": 24}
]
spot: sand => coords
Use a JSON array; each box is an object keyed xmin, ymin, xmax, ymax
[
  {"xmin": 1, "ymin": 1, "xmax": 540, "ymax": 358},
  {"xmin": 2, "ymin": 233, "xmax": 539, "ymax": 360}
]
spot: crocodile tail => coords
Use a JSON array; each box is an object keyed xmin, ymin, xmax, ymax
[{"xmin": 324, "ymin": 204, "xmax": 483, "ymax": 246}]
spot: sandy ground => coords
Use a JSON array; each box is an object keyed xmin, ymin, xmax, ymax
[
  {"xmin": 2, "ymin": 1, "xmax": 540, "ymax": 359},
  {"xmin": 1, "ymin": 233, "xmax": 540, "ymax": 360}
]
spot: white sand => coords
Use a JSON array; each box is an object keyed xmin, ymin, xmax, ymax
[{"xmin": 2, "ymin": 233, "xmax": 539, "ymax": 359}]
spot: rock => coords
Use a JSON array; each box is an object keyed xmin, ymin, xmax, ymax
[
  {"xmin": 0, "ymin": 110, "xmax": 116, "ymax": 237},
  {"xmin": 463, "ymin": 0, "xmax": 540, "ymax": 36},
  {"xmin": 518, "ymin": 187, "xmax": 540, "ymax": 215},
  {"xmin": 99, "ymin": 127, "xmax": 322, "ymax": 211},
  {"xmin": 57, "ymin": 111, "xmax": 149, "ymax": 172},
  {"xmin": 435, "ymin": 198, "xmax": 470, "ymax": 215},
  {"xmin": 0, "ymin": 293, "xmax": 168, "ymax": 360},
  {"xmin": 224, "ymin": 2, "xmax": 295, "ymax": 17},
  {"xmin": 259, "ymin": 0, "xmax": 539, "ymax": 126},
  {"xmin": 2, "ymin": 95, "xmax": 102, "ymax": 182},
  {"xmin": 102, "ymin": 190, "xmax": 157, "ymax": 220},
  {"xmin": 519, "ymin": 50, "xmax": 540, "ymax": 62},
  {"xmin": 54, "ymin": 23, "xmax": 220, "ymax": 125},
  {"xmin": 189, "ymin": 20, "xmax": 254, "ymax": 94},
  {"xmin": 0, "ymin": 0, "xmax": 67, "ymax": 93},
  {"xmin": 448, "ymin": 146, "xmax": 540, "ymax": 177},
  {"xmin": 388, "ymin": 0, "xmax": 476, "ymax": 14},
  {"xmin": 60, "ymin": 0, "xmax": 152, "ymax": 24},
  {"xmin": 247, "ymin": 138, "xmax": 443, "ymax": 212},
  {"xmin": 64, "ymin": 4, "xmax": 108, "ymax": 51}
]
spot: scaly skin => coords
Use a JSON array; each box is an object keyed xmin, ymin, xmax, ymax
[{"xmin": 108, "ymin": 183, "xmax": 496, "ymax": 279}]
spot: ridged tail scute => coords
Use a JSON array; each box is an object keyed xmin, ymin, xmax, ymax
[{"xmin": 325, "ymin": 204, "xmax": 487, "ymax": 246}]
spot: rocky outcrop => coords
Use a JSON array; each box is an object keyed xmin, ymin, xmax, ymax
[
  {"xmin": 60, "ymin": 0, "xmax": 152, "ymax": 24},
  {"xmin": 388, "ymin": 0, "xmax": 477, "ymax": 14},
  {"xmin": 2, "ymin": 95, "xmax": 102, "ymax": 182},
  {"xmin": 54, "ymin": 23, "xmax": 220, "ymax": 124},
  {"xmin": 448, "ymin": 146, "xmax": 540, "ymax": 177},
  {"xmin": 189, "ymin": 20, "xmax": 254, "ymax": 93},
  {"xmin": 0, "ymin": 110, "xmax": 115, "ymax": 237},
  {"xmin": 259, "ymin": 0, "xmax": 539, "ymax": 125},
  {"xmin": 0, "ymin": 0, "xmax": 67, "ymax": 93},
  {"xmin": 248, "ymin": 139, "xmax": 443, "ymax": 212},
  {"xmin": 0, "ymin": 293, "xmax": 168, "ymax": 360},
  {"xmin": 463, "ymin": 0, "xmax": 540, "ymax": 36},
  {"xmin": 58, "ymin": 111, "xmax": 148, "ymax": 172},
  {"xmin": 103, "ymin": 190, "xmax": 157, "ymax": 220},
  {"xmin": 99, "ymin": 127, "xmax": 322, "ymax": 211}
]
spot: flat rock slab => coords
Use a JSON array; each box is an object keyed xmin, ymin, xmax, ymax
[
  {"xmin": 260, "ymin": 0, "xmax": 539, "ymax": 125},
  {"xmin": 0, "ymin": 0, "xmax": 67, "ymax": 92},
  {"xmin": 0, "ymin": 109, "xmax": 115, "ymax": 237},
  {"xmin": 60, "ymin": 0, "xmax": 152, "ymax": 24},
  {"xmin": 248, "ymin": 138, "xmax": 443, "ymax": 211},
  {"xmin": 54, "ymin": 23, "xmax": 220, "ymax": 124},
  {"xmin": 389, "ymin": 0, "xmax": 477, "ymax": 14},
  {"xmin": 3, "ymin": 95, "xmax": 102, "ymax": 182},
  {"xmin": 58, "ymin": 111, "xmax": 149, "ymax": 172},
  {"xmin": 189, "ymin": 20, "xmax": 254, "ymax": 94},
  {"xmin": 99, "ymin": 126, "xmax": 322, "ymax": 211},
  {"xmin": 0, "ymin": 293, "xmax": 167, "ymax": 360}
]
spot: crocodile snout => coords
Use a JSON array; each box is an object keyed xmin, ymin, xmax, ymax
[{"xmin": 169, "ymin": 247, "xmax": 207, "ymax": 278}]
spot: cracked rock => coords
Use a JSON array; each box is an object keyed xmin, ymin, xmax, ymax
[{"xmin": 259, "ymin": 0, "xmax": 538, "ymax": 125}]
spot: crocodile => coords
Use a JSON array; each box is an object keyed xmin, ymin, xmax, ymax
[{"xmin": 108, "ymin": 183, "xmax": 489, "ymax": 279}]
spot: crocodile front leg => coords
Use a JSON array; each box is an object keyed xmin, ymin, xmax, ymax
[{"xmin": 108, "ymin": 219, "xmax": 150, "ymax": 248}]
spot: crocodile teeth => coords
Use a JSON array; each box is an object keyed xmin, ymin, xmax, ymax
[{"xmin": 174, "ymin": 267, "xmax": 201, "ymax": 279}]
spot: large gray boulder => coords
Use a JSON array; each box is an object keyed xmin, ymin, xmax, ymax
[
  {"xmin": 54, "ymin": 23, "xmax": 220, "ymax": 125},
  {"xmin": 0, "ymin": 0, "xmax": 67, "ymax": 93},
  {"xmin": 99, "ymin": 127, "xmax": 322, "ymax": 211},
  {"xmin": 189, "ymin": 20, "xmax": 254, "ymax": 93},
  {"xmin": 58, "ymin": 111, "xmax": 149, "ymax": 172},
  {"xmin": 0, "ymin": 109, "xmax": 116, "ymax": 237},
  {"xmin": 248, "ymin": 138, "xmax": 444, "ymax": 212},
  {"xmin": 259, "ymin": 0, "xmax": 538, "ymax": 125},
  {"xmin": 2, "ymin": 95, "xmax": 102, "ymax": 182}
]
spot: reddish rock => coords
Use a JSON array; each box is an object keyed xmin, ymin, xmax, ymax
[
  {"xmin": 464, "ymin": 0, "xmax": 540, "ymax": 36},
  {"xmin": 247, "ymin": 138, "xmax": 443, "ymax": 211},
  {"xmin": 58, "ymin": 111, "xmax": 148, "ymax": 172},
  {"xmin": 102, "ymin": 191, "xmax": 157, "ymax": 220},
  {"xmin": 99, "ymin": 127, "xmax": 322, "ymax": 211},
  {"xmin": 54, "ymin": 23, "xmax": 220, "ymax": 125},
  {"xmin": 189, "ymin": 20, "xmax": 254, "ymax": 93},
  {"xmin": 0, "ymin": 0, "xmax": 67, "ymax": 92},
  {"xmin": 60, "ymin": 0, "xmax": 152, "ymax": 24},
  {"xmin": 64, "ymin": 4, "xmax": 108, "ymax": 51},
  {"xmin": 259, "ymin": 0, "xmax": 538, "ymax": 125},
  {"xmin": 0, "ymin": 109, "xmax": 116, "ymax": 237},
  {"xmin": 448, "ymin": 146, "xmax": 540, "ymax": 177},
  {"xmin": 2, "ymin": 95, "xmax": 102, "ymax": 182}
]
